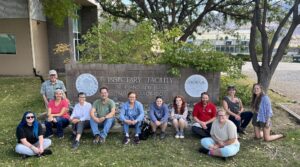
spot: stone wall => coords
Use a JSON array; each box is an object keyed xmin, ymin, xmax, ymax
[{"xmin": 65, "ymin": 63, "xmax": 220, "ymax": 105}]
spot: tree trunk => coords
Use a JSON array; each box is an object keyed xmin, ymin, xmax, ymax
[{"xmin": 256, "ymin": 66, "xmax": 272, "ymax": 93}]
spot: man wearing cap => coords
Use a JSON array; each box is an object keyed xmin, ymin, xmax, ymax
[{"xmin": 40, "ymin": 70, "xmax": 67, "ymax": 108}]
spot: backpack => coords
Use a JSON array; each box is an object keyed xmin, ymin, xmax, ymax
[{"xmin": 139, "ymin": 121, "xmax": 152, "ymax": 140}]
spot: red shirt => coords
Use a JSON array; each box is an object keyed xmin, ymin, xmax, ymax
[
  {"xmin": 192, "ymin": 102, "xmax": 217, "ymax": 122},
  {"xmin": 48, "ymin": 99, "xmax": 70, "ymax": 119}
]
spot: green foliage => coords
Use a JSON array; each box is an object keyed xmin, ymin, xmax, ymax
[
  {"xmin": 220, "ymin": 76, "xmax": 252, "ymax": 106},
  {"xmin": 77, "ymin": 21, "xmax": 243, "ymax": 77},
  {"xmin": 77, "ymin": 21, "xmax": 159, "ymax": 64},
  {"xmin": 42, "ymin": 0, "xmax": 79, "ymax": 27}
]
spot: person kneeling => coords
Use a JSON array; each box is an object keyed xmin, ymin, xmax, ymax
[
  {"xmin": 149, "ymin": 96, "xmax": 169, "ymax": 139},
  {"xmin": 199, "ymin": 110, "xmax": 240, "ymax": 159},
  {"xmin": 16, "ymin": 112, "xmax": 52, "ymax": 158}
]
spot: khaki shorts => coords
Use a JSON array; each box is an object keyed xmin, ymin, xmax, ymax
[{"xmin": 252, "ymin": 113, "xmax": 271, "ymax": 128}]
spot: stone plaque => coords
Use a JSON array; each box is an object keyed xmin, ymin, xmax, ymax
[
  {"xmin": 75, "ymin": 73, "xmax": 98, "ymax": 96},
  {"xmin": 66, "ymin": 64, "xmax": 220, "ymax": 104},
  {"xmin": 184, "ymin": 74, "xmax": 208, "ymax": 97}
]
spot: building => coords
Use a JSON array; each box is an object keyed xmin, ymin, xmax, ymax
[{"xmin": 0, "ymin": 0, "xmax": 100, "ymax": 75}]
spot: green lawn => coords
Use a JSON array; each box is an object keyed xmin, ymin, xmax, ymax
[{"xmin": 0, "ymin": 77, "xmax": 299, "ymax": 167}]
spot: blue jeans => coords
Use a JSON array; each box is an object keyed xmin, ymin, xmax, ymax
[
  {"xmin": 201, "ymin": 137, "xmax": 240, "ymax": 157},
  {"xmin": 229, "ymin": 111, "xmax": 253, "ymax": 132},
  {"xmin": 45, "ymin": 117, "xmax": 69, "ymax": 137},
  {"xmin": 15, "ymin": 139, "xmax": 51, "ymax": 156},
  {"xmin": 123, "ymin": 121, "xmax": 142, "ymax": 135},
  {"xmin": 90, "ymin": 117, "xmax": 115, "ymax": 139}
]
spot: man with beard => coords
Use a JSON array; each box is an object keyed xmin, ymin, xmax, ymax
[
  {"xmin": 90, "ymin": 87, "xmax": 116, "ymax": 144},
  {"xmin": 192, "ymin": 92, "xmax": 217, "ymax": 138}
]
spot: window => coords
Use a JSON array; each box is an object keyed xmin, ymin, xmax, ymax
[
  {"xmin": 72, "ymin": 13, "xmax": 81, "ymax": 61},
  {"xmin": 0, "ymin": 34, "xmax": 16, "ymax": 54}
]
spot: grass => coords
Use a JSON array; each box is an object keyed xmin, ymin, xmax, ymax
[{"xmin": 0, "ymin": 77, "xmax": 300, "ymax": 167}]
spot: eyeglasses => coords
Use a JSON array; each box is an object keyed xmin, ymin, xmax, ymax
[{"xmin": 26, "ymin": 116, "xmax": 35, "ymax": 119}]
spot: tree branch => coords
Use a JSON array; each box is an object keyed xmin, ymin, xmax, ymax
[{"xmin": 249, "ymin": 0, "xmax": 260, "ymax": 73}]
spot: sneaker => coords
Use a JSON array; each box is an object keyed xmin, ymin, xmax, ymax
[
  {"xmin": 123, "ymin": 136, "xmax": 130, "ymax": 145},
  {"xmin": 21, "ymin": 154, "xmax": 30, "ymax": 159},
  {"xmin": 133, "ymin": 136, "xmax": 140, "ymax": 144},
  {"xmin": 179, "ymin": 131, "xmax": 184, "ymax": 139},
  {"xmin": 198, "ymin": 147, "xmax": 209, "ymax": 154},
  {"xmin": 152, "ymin": 132, "xmax": 157, "ymax": 139},
  {"xmin": 44, "ymin": 133, "xmax": 53, "ymax": 138},
  {"xmin": 93, "ymin": 135, "xmax": 100, "ymax": 144},
  {"xmin": 160, "ymin": 132, "xmax": 166, "ymax": 139},
  {"xmin": 72, "ymin": 140, "xmax": 80, "ymax": 149},
  {"xmin": 238, "ymin": 128, "xmax": 247, "ymax": 135},
  {"xmin": 175, "ymin": 131, "xmax": 180, "ymax": 139},
  {"xmin": 99, "ymin": 136, "xmax": 105, "ymax": 144},
  {"xmin": 42, "ymin": 149, "xmax": 52, "ymax": 156}
]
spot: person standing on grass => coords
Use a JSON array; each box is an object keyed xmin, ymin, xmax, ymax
[
  {"xmin": 70, "ymin": 92, "xmax": 92, "ymax": 149},
  {"xmin": 222, "ymin": 85, "xmax": 253, "ymax": 134},
  {"xmin": 199, "ymin": 110, "xmax": 240, "ymax": 159},
  {"xmin": 119, "ymin": 91, "xmax": 145, "ymax": 145},
  {"xmin": 90, "ymin": 87, "xmax": 116, "ymax": 144},
  {"xmin": 16, "ymin": 111, "xmax": 52, "ymax": 158},
  {"xmin": 251, "ymin": 83, "xmax": 284, "ymax": 141},
  {"xmin": 170, "ymin": 95, "xmax": 188, "ymax": 139},
  {"xmin": 149, "ymin": 96, "xmax": 169, "ymax": 139},
  {"xmin": 40, "ymin": 70, "xmax": 66, "ymax": 109},
  {"xmin": 192, "ymin": 92, "xmax": 217, "ymax": 138},
  {"xmin": 44, "ymin": 89, "xmax": 70, "ymax": 139}
]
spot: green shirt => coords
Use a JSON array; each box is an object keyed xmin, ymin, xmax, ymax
[{"xmin": 92, "ymin": 98, "xmax": 115, "ymax": 117}]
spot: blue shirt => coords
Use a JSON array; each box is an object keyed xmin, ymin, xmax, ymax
[
  {"xmin": 40, "ymin": 80, "xmax": 66, "ymax": 100},
  {"xmin": 119, "ymin": 101, "xmax": 144, "ymax": 122},
  {"xmin": 71, "ymin": 102, "xmax": 92, "ymax": 121},
  {"xmin": 149, "ymin": 102, "xmax": 169, "ymax": 123},
  {"xmin": 257, "ymin": 95, "xmax": 273, "ymax": 123}
]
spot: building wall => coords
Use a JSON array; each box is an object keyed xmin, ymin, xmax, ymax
[
  {"xmin": 47, "ymin": 18, "xmax": 72, "ymax": 72},
  {"xmin": 0, "ymin": 19, "xmax": 33, "ymax": 75},
  {"xmin": 81, "ymin": 6, "xmax": 98, "ymax": 35},
  {"xmin": 31, "ymin": 19, "xmax": 49, "ymax": 75}
]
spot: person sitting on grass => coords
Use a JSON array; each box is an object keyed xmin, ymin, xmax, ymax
[
  {"xmin": 149, "ymin": 96, "xmax": 169, "ymax": 139},
  {"xmin": 70, "ymin": 92, "xmax": 92, "ymax": 149},
  {"xmin": 16, "ymin": 111, "xmax": 52, "ymax": 159},
  {"xmin": 90, "ymin": 87, "xmax": 116, "ymax": 145},
  {"xmin": 119, "ymin": 91, "xmax": 145, "ymax": 145},
  {"xmin": 251, "ymin": 83, "xmax": 284, "ymax": 141},
  {"xmin": 199, "ymin": 110, "xmax": 240, "ymax": 159},
  {"xmin": 170, "ymin": 95, "xmax": 188, "ymax": 139},
  {"xmin": 192, "ymin": 92, "xmax": 217, "ymax": 138},
  {"xmin": 222, "ymin": 85, "xmax": 253, "ymax": 134},
  {"xmin": 44, "ymin": 89, "xmax": 70, "ymax": 139}
]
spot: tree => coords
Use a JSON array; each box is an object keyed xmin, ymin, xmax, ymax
[
  {"xmin": 97, "ymin": 0, "xmax": 252, "ymax": 41},
  {"xmin": 249, "ymin": 0, "xmax": 300, "ymax": 92}
]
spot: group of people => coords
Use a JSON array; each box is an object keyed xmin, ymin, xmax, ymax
[{"xmin": 15, "ymin": 70, "xmax": 284, "ymax": 159}]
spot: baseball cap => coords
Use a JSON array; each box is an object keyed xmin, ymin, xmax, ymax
[{"xmin": 49, "ymin": 70, "xmax": 57, "ymax": 75}]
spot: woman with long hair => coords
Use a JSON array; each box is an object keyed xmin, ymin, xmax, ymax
[
  {"xmin": 15, "ymin": 111, "xmax": 52, "ymax": 158},
  {"xmin": 251, "ymin": 83, "xmax": 284, "ymax": 141},
  {"xmin": 170, "ymin": 95, "xmax": 188, "ymax": 139},
  {"xmin": 222, "ymin": 85, "xmax": 253, "ymax": 134}
]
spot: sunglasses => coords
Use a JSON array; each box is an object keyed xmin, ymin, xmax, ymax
[{"xmin": 26, "ymin": 116, "xmax": 35, "ymax": 119}]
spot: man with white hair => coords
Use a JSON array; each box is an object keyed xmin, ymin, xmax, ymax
[{"xmin": 40, "ymin": 70, "xmax": 66, "ymax": 108}]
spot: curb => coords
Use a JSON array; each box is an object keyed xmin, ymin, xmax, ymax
[{"xmin": 277, "ymin": 103, "xmax": 300, "ymax": 122}]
